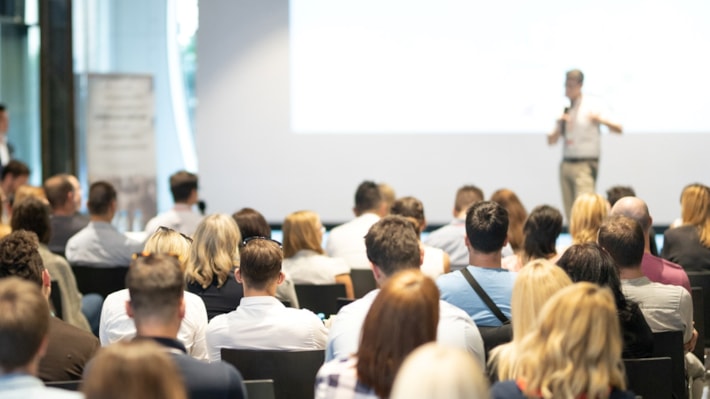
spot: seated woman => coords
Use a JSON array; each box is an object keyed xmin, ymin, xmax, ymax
[
  {"xmin": 502, "ymin": 205, "xmax": 563, "ymax": 272},
  {"xmin": 490, "ymin": 189, "xmax": 528, "ymax": 255},
  {"xmin": 282, "ymin": 210, "xmax": 354, "ymax": 299},
  {"xmin": 491, "ymin": 282, "xmax": 634, "ymax": 399},
  {"xmin": 557, "ymin": 242, "xmax": 654, "ymax": 359},
  {"xmin": 315, "ymin": 269, "xmax": 439, "ymax": 399},
  {"xmin": 662, "ymin": 183, "xmax": 710, "ymax": 271},
  {"xmin": 569, "ymin": 192, "xmax": 609, "ymax": 245},
  {"xmin": 389, "ymin": 196, "xmax": 450, "ymax": 278},
  {"xmin": 185, "ymin": 214, "xmax": 245, "ymax": 320}
]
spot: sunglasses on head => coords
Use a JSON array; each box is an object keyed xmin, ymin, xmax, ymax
[{"xmin": 240, "ymin": 236, "xmax": 282, "ymax": 248}]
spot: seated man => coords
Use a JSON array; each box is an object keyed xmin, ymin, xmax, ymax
[
  {"xmin": 144, "ymin": 170, "xmax": 203, "ymax": 237},
  {"xmin": 66, "ymin": 181, "xmax": 143, "ymax": 267},
  {"xmin": 0, "ymin": 230, "xmax": 99, "ymax": 382},
  {"xmin": 0, "ymin": 277, "xmax": 83, "ymax": 398},
  {"xmin": 326, "ymin": 216, "xmax": 485, "ymax": 367},
  {"xmin": 126, "ymin": 253, "xmax": 246, "ymax": 399},
  {"xmin": 436, "ymin": 201, "xmax": 517, "ymax": 326},
  {"xmin": 0, "ymin": 159, "xmax": 30, "ymax": 224},
  {"xmin": 206, "ymin": 237, "xmax": 328, "ymax": 361},
  {"xmin": 44, "ymin": 174, "xmax": 89, "ymax": 255}
]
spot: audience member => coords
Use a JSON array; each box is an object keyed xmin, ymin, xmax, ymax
[
  {"xmin": 491, "ymin": 283, "xmax": 633, "ymax": 399},
  {"xmin": 205, "ymin": 237, "xmax": 327, "ymax": 360},
  {"xmin": 82, "ymin": 340, "xmax": 188, "ymax": 399},
  {"xmin": 611, "ymin": 196, "xmax": 690, "ymax": 291},
  {"xmin": 390, "ymin": 196, "xmax": 451, "ymax": 278},
  {"xmin": 99, "ymin": 227, "xmax": 208, "ymax": 360},
  {"xmin": 662, "ymin": 183, "xmax": 710, "ymax": 271},
  {"xmin": 65, "ymin": 181, "xmax": 143, "ymax": 267},
  {"xmin": 569, "ymin": 192, "xmax": 608, "ymax": 244},
  {"xmin": 144, "ymin": 171, "xmax": 203, "ymax": 237},
  {"xmin": 11, "ymin": 197, "xmax": 95, "ymax": 333},
  {"xmin": 185, "ymin": 214, "xmax": 244, "ymax": 320},
  {"xmin": 0, "ymin": 159, "xmax": 29, "ymax": 223},
  {"xmin": 426, "ymin": 185, "xmax": 484, "ymax": 271},
  {"xmin": 490, "ymin": 259, "xmax": 572, "ymax": 380},
  {"xmin": 502, "ymin": 205, "xmax": 563, "ymax": 272},
  {"xmin": 326, "ymin": 180, "xmax": 388, "ymax": 269},
  {"xmin": 126, "ymin": 253, "xmax": 246, "ymax": 399},
  {"xmin": 606, "ymin": 185, "xmax": 635, "ymax": 207},
  {"xmin": 556, "ymin": 242, "xmax": 653, "ymax": 358},
  {"xmin": 377, "ymin": 182, "xmax": 396, "ymax": 214},
  {"xmin": 436, "ymin": 201, "xmax": 516, "ymax": 326},
  {"xmin": 13, "ymin": 185, "xmax": 47, "ymax": 206},
  {"xmin": 282, "ymin": 210, "xmax": 354, "ymax": 298},
  {"xmin": 316, "ymin": 269, "xmax": 439, "ymax": 399},
  {"xmin": 391, "ymin": 343, "xmax": 490, "ymax": 399},
  {"xmin": 44, "ymin": 174, "xmax": 90, "ymax": 255},
  {"xmin": 326, "ymin": 215, "xmax": 484, "ymax": 365},
  {"xmin": 0, "ymin": 277, "xmax": 83, "ymax": 398},
  {"xmin": 490, "ymin": 188, "xmax": 527, "ymax": 254},
  {"xmin": 0, "ymin": 230, "xmax": 99, "ymax": 381},
  {"xmin": 0, "ymin": 103, "xmax": 12, "ymax": 168}
]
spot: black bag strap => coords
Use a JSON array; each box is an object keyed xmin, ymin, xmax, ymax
[{"xmin": 460, "ymin": 268, "xmax": 510, "ymax": 324}]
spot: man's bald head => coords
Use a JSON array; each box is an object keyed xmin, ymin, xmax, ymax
[{"xmin": 610, "ymin": 196, "xmax": 651, "ymax": 233}]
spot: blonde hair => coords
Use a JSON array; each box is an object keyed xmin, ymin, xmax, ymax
[
  {"xmin": 282, "ymin": 210, "xmax": 324, "ymax": 258},
  {"xmin": 569, "ymin": 193, "xmax": 608, "ymax": 244},
  {"xmin": 143, "ymin": 228, "xmax": 192, "ymax": 272},
  {"xmin": 490, "ymin": 189, "xmax": 527, "ymax": 252},
  {"xmin": 82, "ymin": 340, "xmax": 187, "ymax": 399},
  {"xmin": 491, "ymin": 259, "xmax": 572, "ymax": 380},
  {"xmin": 680, "ymin": 183, "xmax": 710, "ymax": 247},
  {"xmin": 185, "ymin": 214, "xmax": 241, "ymax": 289},
  {"xmin": 510, "ymin": 282, "xmax": 626, "ymax": 399},
  {"xmin": 390, "ymin": 343, "xmax": 490, "ymax": 399},
  {"xmin": 13, "ymin": 185, "xmax": 47, "ymax": 206}
]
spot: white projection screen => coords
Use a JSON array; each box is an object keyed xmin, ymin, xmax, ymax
[{"xmin": 196, "ymin": 0, "xmax": 710, "ymax": 226}]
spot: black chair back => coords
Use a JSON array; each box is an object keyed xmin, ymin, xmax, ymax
[
  {"xmin": 691, "ymin": 287, "xmax": 705, "ymax": 362},
  {"xmin": 72, "ymin": 265, "xmax": 128, "ymax": 298},
  {"xmin": 623, "ymin": 357, "xmax": 673, "ymax": 399},
  {"xmin": 221, "ymin": 349, "xmax": 324, "ymax": 399},
  {"xmin": 50, "ymin": 280, "xmax": 63, "ymax": 320},
  {"xmin": 294, "ymin": 284, "xmax": 346, "ymax": 317},
  {"xmin": 687, "ymin": 271, "xmax": 710, "ymax": 347},
  {"xmin": 244, "ymin": 379, "xmax": 276, "ymax": 399},
  {"xmin": 652, "ymin": 331, "xmax": 686, "ymax": 399},
  {"xmin": 350, "ymin": 269, "xmax": 376, "ymax": 298},
  {"xmin": 45, "ymin": 380, "xmax": 82, "ymax": 391}
]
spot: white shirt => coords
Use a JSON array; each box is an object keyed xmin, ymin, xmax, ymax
[
  {"xmin": 205, "ymin": 296, "xmax": 328, "ymax": 361},
  {"xmin": 326, "ymin": 213, "xmax": 380, "ymax": 270},
  {"xmin": 66, "ymin": 221, "xmax": 144, "ymax": 267},
  {"xmin": 421, "ymin": 245, "xmax": 446, "ymax": 279},
  {"xmin": 283, "ymin": 250, "xmax": 350, "ymax": 285},
  {"xmin": 99, "ymin": 288, "xmax": 209, "ymax": 360},
  {"xmin": 144, "ymin": 204, "xmax": 204, "ymax": 237},
  {"xmin": 326, "ymin": 289, "xmax": 486, "ymax": 368}
]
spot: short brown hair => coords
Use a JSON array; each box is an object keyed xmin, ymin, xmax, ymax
[
  {"xmin": 43, "ymin": 174, "xmax": 74, "ymax": 209},
  {"xmin": 127, "ymin": 254, "xmax": 185, "ymax": 324},
  {"xmin": 0, "ymin": 230, "xmax": 44, "ymax": 287},
  {"xmin": 1, "ymin": 160, "xmax": 30, "ymax": 180},
  {"xmin": 390, "ymin": 196, "xmax": 425, "ymax": 232},
  {"xmin": 170, "ymin": 171, "xmax": 198, "ymax": 203},
  {"xmin": 465, "ymin": 201, "xmax": 509, "ymax": 253},
  {"xmin": 0, "ymin": 277, "xmax": 50, "ymax": 372},
  {"xmin": 239, "ymin": 238, "xmax": 283, "ymax": 289},
  {"xmin": 454, "ymin": 185, "xmax": 484, "ymax": 213},
  {"xmin": 88, "ymin": 181, "xmax": 117, "ymax": 215},
  {"xmin": 365, "ymin": 215, "xmax": 421, "ymax": 276},
  {"xmin": 232, "ymin": 207, "xmax": 271, "ymax": 239},
  {"xmin": 11, "ymin": 197, "xmax": 52, "ymax": 244},
  {"xmin": 598, "ymin": 215, "xmax": 645, "ymax": 268},
  {"xmin": 354, "ymin": 181, "xmax": 383, "ymax": 215}
]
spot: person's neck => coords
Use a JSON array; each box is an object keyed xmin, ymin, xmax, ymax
[
  {"xmin": 643, "ymin": 236, "xmax": 652, "ymax": 254},
  {"xmin": 243, "ymin": 284, "xmax": 277, "ymax": 298},
  {"xmin": 469, "ymin": 250, "xmax": 502, "ymax": 269},
  {"xmin": 90, "ymin": 214, "xmax": 112, "ymax": 223},
  {"xmin": 618, "ymin": 266, "xmax": 644, "ymax": 280},
  {"xmin": 135, "ymin": 321, "xmax": 180, "ymax": 340},
  {"xmin": 570, "ymin": 93, "xmax": 582, "ymax": 107},
  {"xmin": 52, "ymin": 205, "xmax": 76, "ymax": 217}
]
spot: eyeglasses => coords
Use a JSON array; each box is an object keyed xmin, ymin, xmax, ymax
[
  {"xmin": 132, "ymin": 251, "xmax": 184, "ymax": 263},
  {"xmin": 157, "ymin": 226, "xmax": 193, "ymax": 243},
  {"xmin": 240, "ymin": 236, "xmax": 282, "ymax": 248}
]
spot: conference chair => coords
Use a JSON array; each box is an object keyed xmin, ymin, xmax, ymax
[
  {"xmin": 50, "ymin": 281, "xmax": 63, "ymax": 320},
  {"xmin": 691, "ymin": 287, "xmax": 705, "ymax": 362},
  {"xmin": 45, "ymin": 380, "xmax": 82, "ymax": 391},
  {"xmin": 71, "ymin": 265, "xmax": 129, "ymax": 298},
  {"xmin": 652, "ymin": 331, "xmax": 686, "ymax": 399},
  {"xmin": 350, "ymin": 269, "xmax": 377, "ymax": 298},
  {"xmin": 687, "ymin": 271, "xmax": 710, "ymax": 347},
  {"xmin": 221, "ymin": 349, "xmax": 324, "ymax": 399},
  {"xmin": 294, "ymin": 284, "xmax": 346, "ymax": 317},
  {"xmin": 244, "ymin": 379, "xmax": 276, "ymax": 399},
  {"xmin": 623, "ymin": 357, "xmax": 673, "ymax": 399}
]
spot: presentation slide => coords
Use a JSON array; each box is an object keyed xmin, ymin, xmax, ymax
[{"xmin": 290, "ymin": 0, "xmax": 710, "ymax": 134}]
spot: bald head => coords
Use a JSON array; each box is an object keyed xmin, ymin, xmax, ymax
[{"xmin": 610, "ymin": 196, "xmax": 651, "ymax": 233}]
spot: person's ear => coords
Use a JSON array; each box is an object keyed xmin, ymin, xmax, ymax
[
  {"xmin": 41, "ymin": 269, "xmax": 51, "ymax": 300},
  {"xmin": 126, "ymin": 300, "xmax": 134, "ymax": 318},
  {"xmin": 234, "ymin": 268, "xmax": 243, "ymax": 284},
  {"xmin": 178, "ymin": 298, "xmax": 186, "ymax": 319},
  {"xmin": 276, "ymin": 272, "xmax": 285, "ymax": 285}
]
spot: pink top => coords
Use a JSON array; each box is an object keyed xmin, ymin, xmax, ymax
[{"xmin": 641, "ymin": 252, "xmax": 691, "ymax": 293}]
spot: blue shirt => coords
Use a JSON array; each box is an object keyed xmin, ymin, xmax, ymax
[{"xmin": 0, "ymin": 374, "xmax": 83, "ymax": 399}]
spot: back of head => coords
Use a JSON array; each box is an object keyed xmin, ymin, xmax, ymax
[
  {"xmin": 282, "ymin": 210, "xmax": 323, "ymax": 258},
  {"xmin": 569, "ymin": 193, "xmax": 608, "ymax": 244},
  {"xmin": 522, "ymin": 205, "xmax": 563, "ymax": 261},
  {"xmin": 610, "ymin": 196, "xmax": 651, "ymax": 233},
  {"xmin": 606, "ymin": 185, "xmax": 636, "ymax": 207},
  {"xmin": 357, "ymin": 269, "xmax": 439, "ymax": 398},
  {"xmin": 88, "ymin": 181, "xmax": 117, "ymax": 215},
  {"xmin": 365, "ymin": 215, "xmax": 421, "ymax": 276},
  {"xmin": 127, "ymin": 254, "xmax": 184, "ymax": 325},
  {"xmin": 465, "ymin": 201, "xmax": 509, "ymax": 253},
  {"xmin": 185, "ymin": 214, "xmax": 241, "ymax": 289},
  {"xmin": 598, "ymin": 215, "xmax": 645, "ymax": 269},
  {"xmin": 389, "ymin": 196, "xmax": 425, "ymax": 232},
  {"xmin": 169, "ymin": 171, "xmax": 198, "ymax": 203},
  {"xmin": 354, "ymin": 180, "xmax": 383, "ymax": 216},
  {"xmin": 13, "ymin": 186, "xmax": 47, "ymax": 207},
  {"xmin": 680, "ymin": 184, "xmax": 710, "ymax": 247},
  {"xmin": 11, "ymin": 197, "xmax": 52, "ymax": 244},
  {"xmin": 43, "ymin": 174, "xmax": 74, "ymax": 210},
  {"xmin": 143, "ymin": 227, "xmax": 193, "ymax": 272},
  {"xmin": 0, "ymin": 230, "xmax": 44, "ymax": 286},
  {"xmin": 82, "ymin": 340, "xmax": 187, "ymax": 399},
  {"xmin": 378, "ymin": 183, "xmax": 396, "ymax": 214},
  {"xmin": 0, "ymin": 277, "xmax": 50, "ymax": 373},
  {"xmin": 232, "ymin": 207, "xmax": 271, "ymax": 239},
  {"xmin": 390, "ymin": 343, "xmax": 489, "ymax": 399},
  {"xmin": 1, "ymin": 159, "xmax": 30, "ymax": 181},
  {"xmin": 566, "ymin": 69, "xmax": 584, "ymax": 85},
  {"xmin": 515, "ymin": 282, "xmax": 625, "ymax": 398},
  {"xmin": 454, "ymin": 185, "xmax": 484, "ymax": 214},
  {"xmin": 239, "ymin": 238, "xmax": 283, "ymax": 290},
  {"xmin": 490, "ymin": 189, "xmax": 527, "ymax": 252}
]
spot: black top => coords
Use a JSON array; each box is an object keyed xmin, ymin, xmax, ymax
[
  {"xmin": 491, "ymin": 380, "xmax": 635, "ymax": 399},
  {"xmin": 48, "ymin": 214, "xmax": 90, "ymax": 255},
  {"xmin": 40, "ymin": 317, "xmax": 100, "ymax": 382},
  {"xmin": 621, "ymin": 304, "xmax": 654, "ymax": 359},
  {"xmin": 662, "ymin": 225, "xmax": 710, "ymax": 272},
  {"xmin": 186, "ymin": 272, "xmax": 244, "ymax": 320}
]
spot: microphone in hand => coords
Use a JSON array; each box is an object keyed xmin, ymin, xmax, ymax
[{"xmin": 560, "ymin": 107, "xmax": 570, "ymax": 137}]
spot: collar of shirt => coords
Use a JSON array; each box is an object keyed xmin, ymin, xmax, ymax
[
  {"xmin": 135, "ymin": 336, "xmax": 188, "ymax": 354},
  {"xmin": 239, "ymin": 296, "xmax": 287, "ymax": 308}
]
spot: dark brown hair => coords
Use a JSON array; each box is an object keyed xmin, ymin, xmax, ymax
[
  {"xmin": 598, "ymin": 215, "xmax": 645, "ymax": 268},
  {"xmin": 88, "ymin": 181, "xmax": 117, "ymax": 215},
  {"xmin": 233, "ymin": 207, "xmax": 271, "ymax": 239},
  {"xmin": 239, "ymin": 238, "xmax": 283, "ymax": 289},
  {"xmin": 364, "ymin": 215, "xmax": 420, "ymax": 276},
  {"xmin": 0, "ymin": 230, "xmax": 44, "ymax": 287}
]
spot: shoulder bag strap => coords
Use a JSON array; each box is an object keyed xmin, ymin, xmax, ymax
[{"xmin": 460, "ymin": 268, "xmax": 510, "ymax": 324}]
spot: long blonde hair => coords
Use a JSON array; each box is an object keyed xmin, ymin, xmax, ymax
[
  {"xmin": 680, "ymin": 183, "xmax": 710, "ymax": 247},
  {"xmin": 282, "ymin": 210, "xmax": 324, "ymax": 258},
  {"xmin": 511, "ymin": 282, "xmax": 626, "ymax": 399},
  {"xmin": 185, "ymin": 214, "xmax": 241, "ymax": 288},
  {"xmin": 569, "ymin": 193, "xmax": 608, "ymax": 244},
  {"xmin": 143, "ymin": 227, "xmax": 192, "ymax": 272},
  {"xmin": 490, "ymin": 259, "xmax": 572, "ymax": 380}
]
